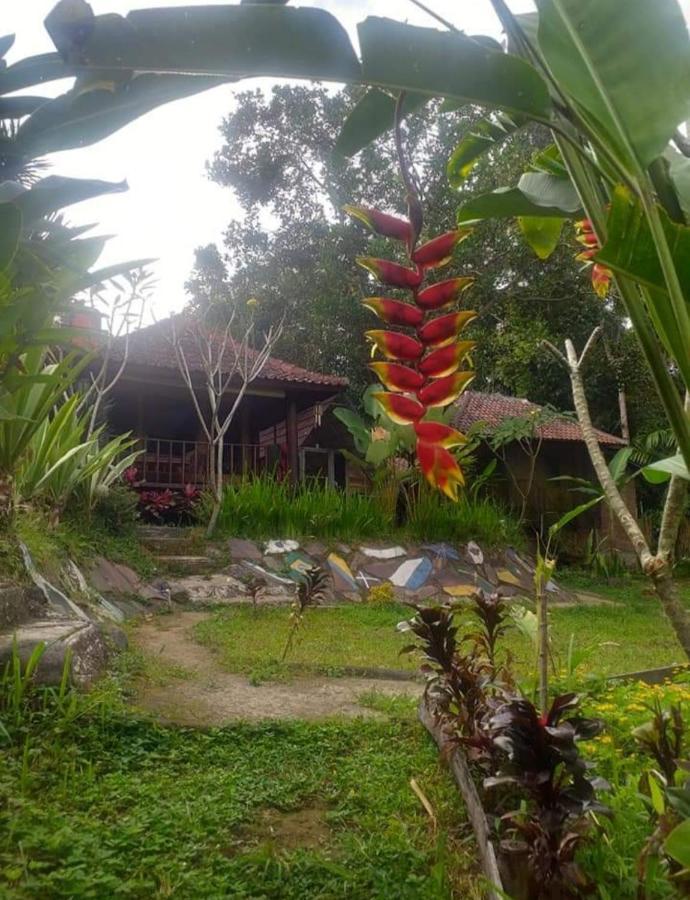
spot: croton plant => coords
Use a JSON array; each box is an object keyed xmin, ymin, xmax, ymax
[{"xmin": 344, "ymin": 204, "xmax": 476, "ymax": 500}]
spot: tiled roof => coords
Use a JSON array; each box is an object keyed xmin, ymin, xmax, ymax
[
  {"xmin": 106, "ymin": 315, "xmax": 348, "ymax": 388},
  {"xmin": 452, "ymin": 390, "xmax": 626, "ymax": 446}
]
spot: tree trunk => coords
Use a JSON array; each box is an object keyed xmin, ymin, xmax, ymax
[
  {"xmin": 649, "ymin": 565, "xmax": 690, "ymax": 657},
  {"xmin": 618, "ymin": 389, "xmax": 630, "ymax": 443},
  {"xmin": 205, "ymin": 435, "xmax": 224, "ymax": 539},
  {"xmin": 564, "ymin": 339, "xmax": 690, "ymax": 661}
]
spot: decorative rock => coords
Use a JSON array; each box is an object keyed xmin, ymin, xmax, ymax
[
  {"xmin": 20, "ymin": 543, "xmax": 87, "ymax": 621},
  {"xmin": 390, "ymin": 558, "xmax": 433, "ymax": 590},
  {"xmin": 443, "ymin": 584, "xmax": 477, "ymax": 597},
  {"xmin": 360, "ymin": 546, "xmax": 406, "ymax": 559},
  {"xmin": 355, "ymin": 571, "xmax": 381, "ymax": 590},
  {"xmin": 64, "ymin": 560, "xmax": 125, "ymax": 623},
  {"xmin": 360, "ymin": 559, "xmax": 403, "ymax": 580},
  {"xmin": 228, "ymin": 538, "xmax": 263, "ymax": 561},
  {"xmin": 422, "ymin": 543, "xmax": 460, "ymax": 561},
  {"xmin": 466, "ymin": 541, "xmax": 484, "ymax": 566},
  {"xmin": 284, "ymin": 550, "xmax": 317, "ymax": 581},
  {"xmin": 0, "ymin": 619, "xmax": 115, "ymax": 688},
  {"xmin": 242, "ymin": 561, "xmax": 294, "ymax": 586},
  {"xmin": 265, "ymin": 539, "xmax": 300, "ymax": 555},
  {"xmin": 496, "ymin": 568, "xmax": 521, "ymax": 588},
  {"xmin": 327, "ymin": 553, "xmax": 359, "ymax": 593}
]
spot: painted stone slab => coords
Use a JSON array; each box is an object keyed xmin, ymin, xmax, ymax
[
  {"xmin": 285, "ymin": 550, "xmax": 317, "ymax": 582},
  {"xmin": 361, "ymin": 559, "xmax": 403, "ymax": 580},
  {"xmin": 475, "ymin": 575, "xmax": 498, "ymax": 594},
  {"xmin": 443, "ymin": 584, "xmax": 476, "ymax": 597},
  {"xmin": 355, "ymin": 571, "xmax": 381, "ymax": 590},
  {"xmin": 506, "ymin": 548, "xmax": 534, "ymax": 574},
  {"xmin": 303, "ymin": 541, "xmax": 327, "ymax": 558},
  {"xmin": 327, "ymin": 553, "xmax": 359, "ymax": 593},
  {"xmin": 360, "ymin": 545, "xmax": 406, "ymax": 559},
  {"xmin": 422, "ymin": 543, "xmax": 460, "ymax": 561},
  {"xmin": 265, "ymin": 539, "xmax": 300, "ymax": 555},
  {"xmin": 228, "ymin": 538, "xmax": 263, "ymax": 561},
  {"xmin": 242, "ymin": 561, "xmax": 294, "ymax": 586},
  {"xmin": 390, "ymin": 557, "xmax": 433, "ymax": 590},
  {"xmin": 466, "ymin": 541, "xmax": 484, "ymax": 565},
  {"xmin": 497, "ymin": 568, "xmax": 522, "ymax": 587}
]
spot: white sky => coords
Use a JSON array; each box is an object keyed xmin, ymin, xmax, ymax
[{"xmin": 9, "ymin": 0, "xmax": 682, "ymax": 320}]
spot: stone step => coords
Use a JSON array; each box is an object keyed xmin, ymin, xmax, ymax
[
  {"xmin": 154, "ymin": 555, "xmax": 214, "ymax": 576},
  {"xmin": 137, "ymin": 526, "xmax": 197, "ymax": 555},
  {"xmin": 0, "ymin": 618, "xmax": 122, "ymax": 688}
]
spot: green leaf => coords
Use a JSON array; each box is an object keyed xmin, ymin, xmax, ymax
[
  {"xmin": 0, "ymin": 203, "xmax": 21, "ymax": 271},
  {"xmin": 57, "ymin": 6, "xmax": 360, "ymax": 83},
  {"xmin": 335, "ymin": 88, "xmax": 428, "ymax": 158},
  {"xmin": 536, "ymin": 0, "xmax": 690, "ymax": 166},
  {"xmin": 664, "ymin": 818, "xmax": 690, "ymax": 868},
  {"xmin": 643, "ymin": 453, "xmax": 690, "ymax": 482},
  {"xmin": 447, "ymin": 112, "xmax": 526, "ymax": 188},
  {"xmin": 0, "ymin": 34, "xmax": 15, "ymax": 60},
  {"xmin": 12, "ymin": 176, "xmax": 128, "ymax": 224},
  {"xmin": 648, "ymin": 773, "xmax": 666, "ymax": 816},
  {"xmin": 608, "ymin": 446, "xmax": 633, "ymax": 483},
  {"xmin": 549, "ymin": 496, "xmax": 602, "ymax": 536},
  {"xmin": 0, "ymin": 96, "xmax": 48, "ymax": 119},
  {"xmin": 0, "ymin": 53, "xmax": 72, "ymax": 95},
  {"xmin": 517, "ymin": 216, "xmax": 564, "ymax": 259},
  {"xmin": 665, "ymin": 146, "xmax": 690, "ymax": 222},
  {"xmin": 358, "ymin": 18, "xmax": 552, "ymax": 119},
  {"xmin": 458, "ymin": 172, "xmax": 583, "ymax": 224},
  {"xmin": 16, "ymin": 74, "xmax": 227, "ymax": 157},
  {"xmin": 518, "ymin": 172, "xmax": 582, "ymax": 214}
]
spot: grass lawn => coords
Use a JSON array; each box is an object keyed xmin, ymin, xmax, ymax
[
  {"xmin": 195, "ymin": 576, "xmax": 690, "ymax": 683},
  {"xmin": 0, "ymin": 674, "xmax": 479, "ymax": 899}
]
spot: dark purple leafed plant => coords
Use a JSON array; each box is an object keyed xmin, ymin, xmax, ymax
[{"xmin": 486, "ymin": 692, "xmax": 609, "ymax": 898}]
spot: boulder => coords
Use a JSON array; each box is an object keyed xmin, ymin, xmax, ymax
[{"xmin": 0, "ymin": 619, "xmax": 119, "ymax": 688}]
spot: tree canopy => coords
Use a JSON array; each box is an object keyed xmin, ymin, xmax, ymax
[{"xmin": 186, "ymin": 84, "xmax": 663, "ymax": 436}]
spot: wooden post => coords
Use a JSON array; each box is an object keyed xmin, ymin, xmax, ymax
[
  {"xmin": 286, "ymin": 397, "xmax": 299, "ymax": 484},
  {"xmin": 240, "ymin": 401, "xmax": 250, "ymax": 475}
]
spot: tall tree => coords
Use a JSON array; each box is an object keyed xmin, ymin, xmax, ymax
[{"xmin": 187, "ymin": 85, "xmax": 661, "ymax": 433}]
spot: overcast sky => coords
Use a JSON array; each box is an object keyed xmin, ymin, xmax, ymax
[{"xmin": 8, "ymin": 0, "xmax": 684, "ymax": 320}]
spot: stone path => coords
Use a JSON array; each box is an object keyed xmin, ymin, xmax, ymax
[{"xmin": 130, "ymin": 611, "xmax": 419, "ymax": 726}]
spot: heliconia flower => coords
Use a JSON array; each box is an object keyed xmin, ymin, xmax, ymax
[
  {"xmin": 418, "ymin": 371, "xmax": 474, "ymax": 408},
  {"xmin": 362, "ymin": 297, "xmax": 424, "ymax": 327},
  {"xmin": 344, "ymin": 205, "xmax": 412, "ymax": 243},
  {"xmin": 357, "ymin": 257, "xmax": 423, "ymax": 289},
  {"xmin": 416, "ymin": 440, "xmax": 465, "ymax": 500},
  {"xmin": 574, "ymin": 218, "xmax": 611, "ymax": 298},
  {"xmin": 369, "ymin": 362, "xmax": 425, "ymax": 392},
  {"xmin": 418, "ymin": 310, "xmax": 477, "ymax": 348},
  {"xmin": 591, "ymin": 263, "xmax": 612, "ymax": 298},
  {"xmin": 372, "ymin": 392, "xmax": 425, "ymax": 424},
  {"xmin": 416, "ymin": 276, "xmax": 473, "ymax": 310},
  {"xmin": 412, "ymin": 229, "xmax": 472, "ymax": 269},
  {"xmin": 418, "ymin": 341, "xmax": 475, "ymax": 378},
  {"xmin": 414, "ymin": 422, "xmax": 467, "ymax": 448},
  {"xmin": 366, "ymin": 329, "xmax": 423, "ymax": 361}
]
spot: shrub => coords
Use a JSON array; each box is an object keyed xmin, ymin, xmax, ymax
[
  {"xmin": 89, "ymin": 484, "xmax": 140, "ymax": 535},
  {"xmin": 214, "ymin": 475, "xmax": 393, "ymax": 540},
  {"xmin": 366, "ymin": 582, "xmax": 396, "ymax": 605},
  {"xmin": 405, "ymin": 487, "xmax": 523, "ymax": 548}
]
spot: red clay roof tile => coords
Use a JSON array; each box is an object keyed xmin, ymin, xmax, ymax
[
  {"xmin": 453, "ymin": 390, "xmax": 625, "ymax": 446},
  {"xmin": 107, "ymin": 315, "xmax": 348, "ymax": 388}
]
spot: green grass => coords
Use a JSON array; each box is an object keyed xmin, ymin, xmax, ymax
[
  {"xmin": 212, "ymin": 474, "xmax": 522, "ymax": 547},
  {"xmin": 194, "ymin": 578, "xmax": 690, "ymax": 684},
  {"xmin": 0, "ymin": 670, "xmax": 479, "ymax": 899},
  {"xmin": 0, "ymin": 507, "xmax": 155, "ymax": 582}
]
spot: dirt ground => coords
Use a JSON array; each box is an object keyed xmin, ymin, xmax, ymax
[{"xmin": 130, "ymin": 611, "xmax": 419, "ymax": 725}]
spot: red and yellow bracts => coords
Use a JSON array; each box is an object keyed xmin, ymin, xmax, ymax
[{"xmin": 346, "ymin": 205, "xmax": 477, "ymax": 500}]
